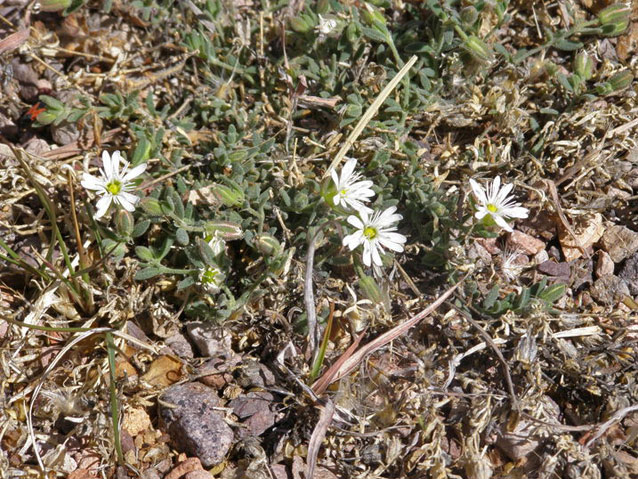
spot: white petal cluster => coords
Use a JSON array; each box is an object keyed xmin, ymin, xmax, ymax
[
  {"xmin": 331, "ymin": 157, "xmax": 375, "ymax": 214},
  {"xmin": 469, "ymin": 176, "xmax": 529, "ymax": 232},
  {"xmin": 317, "ymin": 14, "xmax": 337, "ymax": 35},
  {"xmin": 343, "ymin": 206, "xmax": 407, "ymax": 267},
  {"xmin": 81, "ymin": 151, "xmax": 146, "ymax": 219}
]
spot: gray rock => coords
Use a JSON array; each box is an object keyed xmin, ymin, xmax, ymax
[
  {"xmin": 165, "ymin": 332, "xmax": 194, "ymax": 359},
  {"xmin": 595, "ymin": 250, "xmax": 615, "ymax": 278},
  {"xmin": 618, "ymin": 252, "xmax": 638, "ymax": 295},
  {"xmin": 50, "ymin": 121, "xmax": 80, "ymax": 146},
  {"xmin": 236, "ymin": 360, "xmax": 276, "ymax": 388},
  {"xmin": 229, "ymin": 391, "xmax": 277, "ymax": 438},
  {"xmin": 599, "ymin": 224, "xmax": 638, "ymax": 263},
  {"xmin": 589, "ymin": 275, "xmax": 630, "ymax": 305},
  {"xmin": 159, "ymin": 383, "xmax": 234, "ymax": 467},
  {"xmin": 186, "ymin": 322, "xmax": 233, "ymax": 357}
]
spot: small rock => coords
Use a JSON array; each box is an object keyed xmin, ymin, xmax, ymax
[
  {"xmin": 537, "ymin": 261, "xmax": 570, "ymax": 279},
  {"xmin": 618, "ymin": 252, "xmax": 638, "ymax": 295},
  {"xmin": 123, "ymin": 407, "xmax": 151, "ymax": 436},
  {"xmin": 229, "ymin": 391, "xmax": 277, "ymax": 438},
  {"xmin": 559, "ymin": 213, "xmax": 604, "ymax": 262},
  {"xmin": 271, "ymin": 464, "xmax": 291, "ymax": 479},
  {"xmin": 507, "ymin": 231, "xmax": 545, "ymax": 255},
  {"xmin": 186, "ymin": 322, "xmax": 233, "ymax": 357},
  {"xmin": 184, "ymin": 472, "xmax": 212, "ymax": 479},
  {"xmin": 51, "ymin": 121, "xmax": 80, "ymax": 145},
  {"xmin": 230, "ymin": 391, "xmax": 274, "ymax": 419},
  {"xmin": 236, "ymin": 360, "xmax": 276, "ymax": 388},
  {"xmin": 599, "ymin": 224, "xmax": 638, "ymax": 263},
  {"xmin": 534, "ymin": 249, "xmax": 549, "ymax": 264},
  {"xmin": 476, "ymin": 237, "xmax": 501, "ymax": 255},
  {"xmin": 166, "ymin": 332, "xmax": 194, "ymax": 359},
  {"xmin": 589, "ymin": 275, "xmax": 630, "ymax": 306},
  {"xmin": 595, "ymin": 250, "xmax": 615, "ymax": 278},
  {"xmin": 159, "ymin": 383, "xmax": 234, "ymax": 467}
]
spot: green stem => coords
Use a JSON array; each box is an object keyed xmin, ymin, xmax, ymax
[{"xmin": 105, "ymin": 332, "xmax": 124, "ymax": 465}]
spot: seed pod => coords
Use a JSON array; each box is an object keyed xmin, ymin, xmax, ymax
[
  {"xmin": 115, "ymin": 210, "xmax": 134, "ymax": 237},
  {"xmin": 573, "ymin": 52, "xmax": 594, "ymax": 81},
  {"xmin": 598, "ymin": 3, "xmax": 631, "ymax": 36},
  {"xmin": 255, "ymin": 234, "xmax": 281, "ymax": 256},
  {"xmin": 463, "ymin": 35, "xmax": 494, "ymax": 63}
]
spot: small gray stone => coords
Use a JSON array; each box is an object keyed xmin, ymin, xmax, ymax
[
  {"xmin": 618, "ymin": 252, "xmax": 638, "ymax": 295},
  {"xmin": 50, "ymin": 121, "xmax": 80, "ymax": 146},
  {"xmin": 165, "ymin": 332, "xmax": 194, "ymax": 359},
  {"xmin": 599, "ymin": 224, "xmax": 638, "ymax": 263},
  {"xmin": 589, "ymin": 275, "xmax": 630, "ymax": 306},
  {"xmin": 237, "ymin": 360, "xmax": 276, "ymax": 388},
  {"xmin": 159, "ymin": 383, "xmax": 234, "ymax": 467},
  {"xmin": 186, "ymin": 322, "xmax": 233, "ymax": 357}
]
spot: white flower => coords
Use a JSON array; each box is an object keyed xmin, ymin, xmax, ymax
[
  {"xmin": 205, "ymin": 233, "xmax": 225, "ymax": 256},
  {"xmin": 500, "ymin": 249, "xmax": 525, "ymax": 281},
  {"xmin": 81, "ymin": 150, "xmax": 146, "ymax": 219},
  {"xmin": 469, "ymin": 176, "xmax": 529, "ymax": 232},
  {"xmin": 199, "ymin": 265, "xmax": 224, "ymax": 294},
  {"xmin": 317, "ymin": 14, "xmax": 337, "ymax": 35},
  {"xmin": 331, "ymin": 157, "xmax": 375, "ymax": 214},
  {"xmin": 343, "ymin": 206, "xmax": 407, "ymax": 267}
]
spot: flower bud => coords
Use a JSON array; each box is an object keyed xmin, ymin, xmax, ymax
[
  {"xmin": 598, "ymin": 3, "xmax": 631, "ymax": 36},
  {"xmin": 254, "ymin": 234, "xmax": 281, "ymax": 256},
  {"xmin": 115, "ymin": 210, "xmax": 134, "ymax": 237},
  {"xmin": 289, "ymin": 16, "xmax": 312, "ymax": 33},
  {"xmin": 573, "ymin": 52, "xmax": 594, "ymax": 81},
  {"xmin": 460, "ymin": 6, "xmax": 479, "ymax": 25},
  {"xmin": 213, "ymin": 183, "xmax": 244, "ymax": 207},
  {"xmin": 595, "ymin": 71, "xmax": 633, "ymax": 95},
  {"xmin": 205, "ymin": 221, "xmax": 243, "ymax": 241},
  {"xmin": 362, "ymin": 3, "xmax": 387, "ymax": 27},
  {"xmin": 463, "ymin": 35, "xmax": 494, "ymax": 63},
  {"xmin": 139, "ymin": 197, "xmax": 163, "ymax": 216},
  {"xmin": 608, "ymin": 70, "xmax": 634, "ymax": 91}
]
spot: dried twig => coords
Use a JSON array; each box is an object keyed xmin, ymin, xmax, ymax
[{"xmin": 306, "ymin": 399, "xmax": 335, "ymax": 479}]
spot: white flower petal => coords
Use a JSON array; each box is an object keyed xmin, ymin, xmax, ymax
[
  {"xmin": 469, "ymin": 178, "xmax": 488, "ymax": 205},
  {"xmin": 370, "ymin": 243, "xmax": 383, "ymax": 266},
  {"xmin": 95, "ymin": 196, "xmax": 112, "ymax": 219},
  {"xmin": 362, "ymin": 243, "xmax": 372, "ymax": 266},
  {"xmin": 504, "ymin": 206, "xmax": 529, "ymax": 219},
  {"xmin": 493, "ymin": 214, "xmax": 513, "ymax": 232},
  {"xmin": 122, "ymin": 163, "xmax": 147, "ymax": 182},
  {"xmin": 110, "ymin": 151, "xmax": 122, "ymax": 177},
  {"xmin": 347, "ymin": 215, "xmax": 364, "ymax": 229},
  {"xmin": 81, "ymin": 174, "xmax": 105, "ymax": 191},
  {"xmin": 342, "ymin": 157, "xmax": 357, "ymax": 182}
]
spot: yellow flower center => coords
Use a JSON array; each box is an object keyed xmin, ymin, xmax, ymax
[
  {"xmin": 340, "ymin": 188, "xmax": 347, "ymax": 195},
  {"xmin": 106, "ymin": 180, "xmax": 122, "ymax": 195},
  {"xmin": 363, "ymin": 226, "xmax": 377, "ymax": 240},
  {"xmin": 487, "ymin": 203, "xmax": 498, "ymax": 213}
]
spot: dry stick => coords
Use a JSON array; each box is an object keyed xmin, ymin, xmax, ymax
[
  {"xmin": 306, "ymin": 399, "xmax": 335, "ymax": 479},
  {"xmin": 312, "ymin": 275, "xmax": 466, "ymax": 395},
  {"xmin": 323, "ymin": 55, "xmax": 418, "ymax": 179},
  {"xmin": 584, "ymin": 404, "xmax": 638, "ymax": 448},
  {"xmin": 452, "ymin": 303, "xmax": 520, "ymax": 412}
]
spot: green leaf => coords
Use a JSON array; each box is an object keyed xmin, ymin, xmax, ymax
[
  {"xmin": 135, "ymin": 246, "xmax": 155, "ymax": 262},
  {"xmin": 554, "ymin": 38, "xmax": 584, "ymax": 51},
  {"xmin": 196, "ymin": 237, "xmax": 217, "ymax": 267},
  {"xmin": 176, "ymin": 228, "xmax": 189, "ymax": 245},
  {"xmin": 538, "ymin": 283, "xmax": 566, "ymax": 304},
  {"xmin": 361, "ymin": 26, "xmax": 387, "ymax": 43},
  {"xmin": 134, "ymin": 266, "xmax": 163, "ymax": 280},
  {"xmin": 132, "ymin": 219, "xmax": 151, "ymax": 238},
  {"xmin": 39, "ymin": 94, "xmax": 64, "ymax": 110},
  {"xmin": 483, "ymin": 285, "xmax": 500, "ymax": 310},
  {"xmin": 177, "ymin": 276, "xmax": 196, "ymax": 290}
]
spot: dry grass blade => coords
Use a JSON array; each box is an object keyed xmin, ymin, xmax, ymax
[
  {"xmin": 323, "ymin": 55, "xmax": 418, "ymax": 178},
  {"xmin": 313, "ymin": 275, "xmax": 464, "ymax": 394},
  {"xmin": 312, "ymin": 330, "xmax": 367, "ymax": 396},
  {"xmin": 306, "ymin": 399, "xmax": 335, "ymax": 479},
  {"xmin": 0, "ymin": 29, "xmax": 29, "ymax": 54}
]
